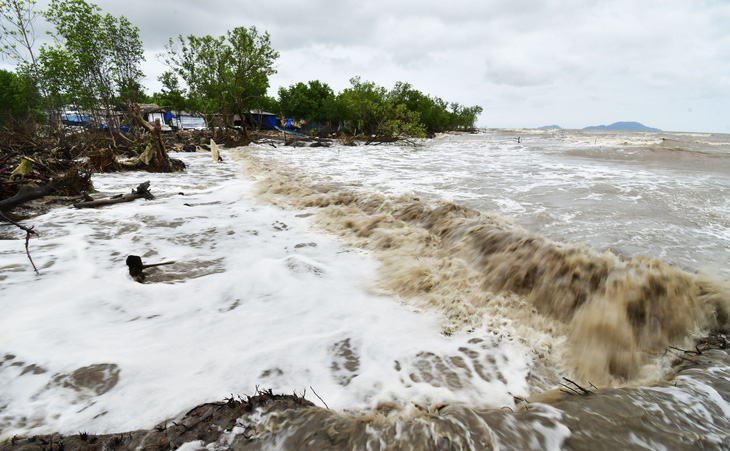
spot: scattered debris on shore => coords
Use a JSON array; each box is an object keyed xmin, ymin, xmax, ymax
[{"xmin": 0, "ymin": 390, "xmax": 315, "ymax": 450}]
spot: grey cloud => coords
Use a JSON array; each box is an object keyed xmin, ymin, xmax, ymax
[{"xmin": 9, "ymin": 0, "xmax": 730, "ymax": 132}]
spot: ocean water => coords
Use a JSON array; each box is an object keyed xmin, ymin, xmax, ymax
[{"xmin": 1, "ymin": 129, "xmax": 729, "ymax": 449}]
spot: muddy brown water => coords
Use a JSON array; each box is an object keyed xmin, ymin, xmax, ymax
[
  {"xmin": 3, "ymin": 130, "xmax": 729, "ymax": 449},
  {"xmin": 230, "ymin": 130, "xmax": 730, "ymax": 449}
]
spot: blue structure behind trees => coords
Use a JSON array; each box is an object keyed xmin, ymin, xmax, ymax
[{"xmin": 248, "ymin": 111, "xmax": 278, "ymax": 129}]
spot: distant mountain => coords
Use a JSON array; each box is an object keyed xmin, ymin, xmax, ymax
[
  {"xmin": 539, "ymin": 125, "xmax": 562, "ymax": 129},
  {"xmin": 583, "ymin": 121, "xmax": 661, "ymax": 132}
]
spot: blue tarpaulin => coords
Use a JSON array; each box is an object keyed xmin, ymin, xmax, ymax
[
  {"xmin": 249, "ymin": 112, "xmax": 278, "ymax": 130},
  {"xmin": 61, "ymin": 111, "xmax": 89, "ymax": 126}
]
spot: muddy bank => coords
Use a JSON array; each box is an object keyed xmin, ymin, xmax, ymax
[
  {"xmin": 0, "ymin": 391, "xmax": 314, "ymax": 450},
  {"xmin": 2, "ymin": 342, "xmax": 728, "ymax": 450}
]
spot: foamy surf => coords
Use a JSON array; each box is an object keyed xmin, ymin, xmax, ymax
[
  {"xmin": 236, "ymin": 145, "xmax": 729, "ymax": 387},
  {"xmin": 0, "ymin": 148, "xmax": 535, "ymax": 441},
  {"xmin": 2, "ymin": 129, "xmax": 729, "ymax": 449}
]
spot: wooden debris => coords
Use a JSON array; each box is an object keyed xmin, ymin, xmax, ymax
[
  {"xmin": 73, "ymin": 181, "xmax": 153, "ymax": 209},
  {"xmin": 560, "ymin": 377, "xmax": 594, "ymax": 396},
  {"xmin": 1, "ymin": 389, "xmax": 313, "ymax": 449},
  {"xmin": 126, "ymin": 100, "xmax": 184, "ymax": 172},
  {"xmin": 0, "ymin": 211, "xmax": 40, "ymax": 274},
  {"xmin": 125, "ymin": 254, "xmax": 176, "ymax": 283},
  {"xmin": 0, "ymin": 185, "xmax": 55, "ymax": 212}
]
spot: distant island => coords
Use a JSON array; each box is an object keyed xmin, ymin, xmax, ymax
[
  {"xmin": 583, "ymin": 121, "xmax": 661, "ymax": 132},
  {"xmin": 537, "ymin": 122, "xmax": 661, "ymax": 131}
]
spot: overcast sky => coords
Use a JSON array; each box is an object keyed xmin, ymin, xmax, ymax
[{"xmin": 5, "ymin": 0, "xmax": 730, "ymax": 133}]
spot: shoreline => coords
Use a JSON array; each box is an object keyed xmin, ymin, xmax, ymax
[
  {"xmin": 2, "ymin": 342, "xmax": 728, "ymax": 449},
  {"xmin": 2, "ymin": 133, "xmax": 729, "ymax": 449}
]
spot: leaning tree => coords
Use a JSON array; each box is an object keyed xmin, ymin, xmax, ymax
[{"xmin": 40, "ymin": 0, "xmax": 145, "ymax": 143}]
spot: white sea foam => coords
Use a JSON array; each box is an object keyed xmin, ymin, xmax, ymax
[
  {"xmin": 0, "ymin": 149, "xmax": 532, "ymax": 439},
  {"xmin": 2, "ymin": 130, "xmax": 729, "ymax": 446}
]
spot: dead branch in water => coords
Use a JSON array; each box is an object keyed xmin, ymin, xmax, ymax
[
  {"xmin": 560, "ymin": 377, "xmax": 594, "ymax": 396},
  {"xmin": 0, "ymin": 211, "xmax": 40, "ymax": 275},
  {"xmin": 73, "ymin": 181, "xmax": 153, "ymax": 209},
  {"xmin": 669, "ymin": 345, "xmax": 702, "ymax": 356},
  {"xmin": 309, "ymin": 386, "xmax": 330, "ymax": 410}
]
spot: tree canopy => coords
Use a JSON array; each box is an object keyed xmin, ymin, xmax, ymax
[
  {"xmin": 0, "ymin": 0, "xmax": 53, "ymax": 118},
  {"xmin": 273, "ymin": 77, "xmax": 482, "ymax": 139},
  {"xmin": 0, "ymin": 69, "xmax": 24, "ymax": 120},
  {"xmin": 39, "ymin": 0, "xmax": 145, "ymax": 122},
  {"xmin": 278, "ymin": 80, "xmax": 335, "ymax": 124},
  {"xmin": 1, "ymin": 0, "xmax": 482, "ymax": 139},
  {"xmin": 162, "ymin": 26, "xmax": 279, "ymax": 134}
]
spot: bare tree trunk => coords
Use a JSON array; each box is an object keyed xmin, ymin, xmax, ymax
[{"xmin": 126, "ymin": 100, "xmax": 172, "ymax": 171}]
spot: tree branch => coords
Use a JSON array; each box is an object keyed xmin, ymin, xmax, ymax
[{"xmin": 0, "ymin": 210, "xmax": 40, "ymax": 275}]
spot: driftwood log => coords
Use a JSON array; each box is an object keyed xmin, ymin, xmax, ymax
[
  {"xmin": 73, "ymin": 181, "xmax": 154, "ymax": 209},
  {"xmin": 0, "ymin": 184, "xmax": 55, "ymax": 213}
]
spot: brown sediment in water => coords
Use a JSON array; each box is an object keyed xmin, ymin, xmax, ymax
[
  {"xmin": 8, "ymin": 340, "xmax": 728, "ymax": 450},
  {"xmin": 235, "ymin": 148, "xmax": 730, "ymax": 387},
  {"xmin": 6, "ymin": 343, "xmax": 728, "ymax": 449}
]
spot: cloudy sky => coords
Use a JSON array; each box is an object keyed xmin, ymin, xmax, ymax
[{"xmin": 5, "ymin": 0, "xmax": 730, "ymax": 132}]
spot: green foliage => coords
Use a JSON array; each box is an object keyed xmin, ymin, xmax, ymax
[
  {"xmin": 0, "ymin": 0, "xmax": 55, "ymax": 119},
  {"xmin": 389, "ymin": 81, "xmax": 482, "ymax": 133},
  {"xmin": 0, "ymin": 68, "xmax": 23, "ymax": 119},
  {"xmin": 258, "ymin": 95, "xmax": 279, "ymax": 115},
  {"xmin": 162, "ymin": 26, "xmax": 279, "ymax": 130},
  {"xmin": 275, "ymin": 77, "xmax": 481, "ymax": 140},
  {"xmin": 333, "ymin": 77, "xmax": 426, "ymax": 140},
  {"xmin": 337, "ymin": 76, "xmax": 388, "ymax": 135},
  {"xmin": 150, "ymin": 71, "xmax": 187, "ymax": 111},
  {"xmin": 278, "ymin": 80, "xmax": 335, "ymax": 123},
  {"xmin": 377, "ymin": 103, "xmax": 426, "ymax": 139},
  {"xmin": 35, "ymin": 46, "xmax": 71, "ymax": 108},
  {"xmin": 0, "ymin": 0, "xmax": 40, "ymax": 63},
  {"xmin": 0, "ymin": 67, "xmax": 43, "ymax": 122},
  {"xmin": 223, "ymin": 26, "xmax": 278, "ymax": 115},
  {"xmin": 39, "ymin": 0, "xmax": 145, "ymax": 121},
  {"xmin": 105, "ymin": 14, "xmax": 145, "ymax": 103}
]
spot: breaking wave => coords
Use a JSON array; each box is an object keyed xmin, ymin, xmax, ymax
[{"xmin": 235, "ymin": 148, "xmax": 730, "ymax": 387}]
